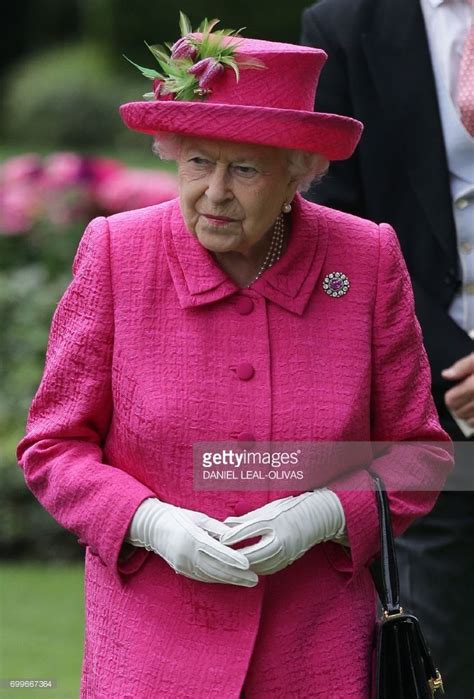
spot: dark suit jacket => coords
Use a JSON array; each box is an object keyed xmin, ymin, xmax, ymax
[{"xmin": 301, "ymin": 0, "xmax": 474, "ymax": 442}]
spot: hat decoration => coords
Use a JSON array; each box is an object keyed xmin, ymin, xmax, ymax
[
  {"xmin": 119, "ymin": 13, "xmax": 364, "ymax": 161},
  {"xmin": 124, "ymin": 12, "xmax": 265, "ymax": 102}
]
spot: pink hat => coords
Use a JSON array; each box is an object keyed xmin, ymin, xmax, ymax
[{"xmin": 119, "ymin": 19, "xmax": 363, "ymax": 161}]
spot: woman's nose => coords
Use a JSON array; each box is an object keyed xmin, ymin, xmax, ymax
[{"xmin": 206, "ymin": 167, "xmax": 232, "ymax": 203}]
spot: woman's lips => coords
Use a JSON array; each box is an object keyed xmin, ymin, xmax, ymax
[{"xmin": 201, "ymin": 213, "xmax": 238, "ymax": 227}]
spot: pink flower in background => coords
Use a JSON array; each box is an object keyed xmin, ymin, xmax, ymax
[
  {"xmin": 0, "ymin": 152, "xmax": 178, "ymax": 235},
  {"xmin": 86, "ymin": 157, "xmax": 123, "ymax": 184},
  {"xmin": 43, "ymin": 187, "xmax": 93, "ymax": 227},
  {"xmin": 42, "ymin": 152, "xmax": 85, "ymax": 188},
  {"xmin": 0, "ymin": 154, "xmax": 43, "ymax": 184},
  {"xmin": 0, "ymin": 181, "xmax": 41, "ymax": 235},
  {"xmin": 0, "ymin": 156, "xmax": 43, "ymax": 235},
  {"xmin": 37, "ymin": 153, "xmax": 91, "ymax": 227},
  {"xmin": 95, "ymin": 168, "xmax": 178, "ymax": 213}
]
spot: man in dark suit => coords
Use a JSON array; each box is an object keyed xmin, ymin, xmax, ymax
[{"xmin": 301, "ymin": 1, "xmax": 474, "ymax": 697}]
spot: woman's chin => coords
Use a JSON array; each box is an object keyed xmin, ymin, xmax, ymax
[{"xmin": 196, "ymin": 230, "xmax": 239, "ymax": 254}]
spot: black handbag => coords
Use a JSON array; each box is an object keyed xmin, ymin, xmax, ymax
[{"xmin": 369, "ymin": 474, "xmax": 445, "ymax": 698}]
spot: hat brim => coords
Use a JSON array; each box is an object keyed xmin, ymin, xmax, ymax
[{"xmin": 119, "ymin": 101, "xmax": 363, "ymax": 161}]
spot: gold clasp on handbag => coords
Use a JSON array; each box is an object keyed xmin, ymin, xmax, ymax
[
  {"xmin": 428, "ymin": 670, "xmax": 444, "ymax": 696},
  {"xmin": 382, "ymin": 607, "xmax": 404, "ymax": 620}
]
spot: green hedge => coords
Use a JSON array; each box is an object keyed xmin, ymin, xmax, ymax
[
  {"xmin": 1, "ymin": 222, "xmax": 85, "ymax": 561},
  {"xmin": 3, "ymin": 42, "xmax": 145, "ymax": 152},
  {"xmin": 1, "ymin": 152, "xmax": 176, "ymax": 560},
  {"xmin": 2, "ymin": 3, "xmax": 316, "ymax": 151}
]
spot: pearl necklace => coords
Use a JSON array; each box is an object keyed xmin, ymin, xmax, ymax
[{"xmin": 245, "ymin": 214, "xmax": 286, "ymax": 288}]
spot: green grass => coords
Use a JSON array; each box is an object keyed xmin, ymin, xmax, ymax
[{"xmin": 0, "ymin": 563, "xmax": 84, "ymax": 699}]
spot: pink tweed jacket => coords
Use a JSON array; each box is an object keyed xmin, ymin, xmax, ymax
[{"xmin": 17, "ymin": 193, "xmax": 452, "ymax": 698}]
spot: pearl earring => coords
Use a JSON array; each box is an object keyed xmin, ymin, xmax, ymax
[{"xmin": 282, "ymin": 202, "xmax": 292, "ymax": 214}]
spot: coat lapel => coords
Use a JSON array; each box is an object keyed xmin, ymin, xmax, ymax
[
  {"xmin": 253, "ymin": 194, "xmax": 329, "ymax": 315},
  {"xmin": 361, "ymin": 0, "xmax": 456, "ymax": 257},
  {"xmin": 163, "ymin": 196, "xmax": 328, "ymax": 315}
]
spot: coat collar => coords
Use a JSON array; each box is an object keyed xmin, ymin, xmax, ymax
[{"xmin": 163, "ymin": 193, "xmax": 328, "ymax": 315}]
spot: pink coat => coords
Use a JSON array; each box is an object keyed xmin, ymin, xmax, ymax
[{"xmin": 17, "ymin": 194, "xmax": 452, "ymax": 698}]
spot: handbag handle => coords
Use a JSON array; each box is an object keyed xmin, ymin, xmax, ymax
[
  {"xmin": 369, "ymin": 473, "xmax": 401, "ymax": 616},
  {"xmin": 368, "ymin": 473, "xmax": 444, "ymax": 694}
]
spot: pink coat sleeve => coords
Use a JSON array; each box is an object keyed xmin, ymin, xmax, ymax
[
  {"xmin": 16, "ymin": 217, "xmax": 156, "ymax": 581},
  {"xmin": 325, "ymin": 223, "xmax": 453, "ymax": 583}
]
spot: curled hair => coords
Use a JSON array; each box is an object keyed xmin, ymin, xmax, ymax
[
  {"xmin": 285, "ymin": 149, "xmax": 329, "ymax": 193},
  {"xmin": 152, "ymin": 132, "xmax": 183, "ymax": 161},
  {"xmin": 152, "ymin": 133, "xmax": 329, "ymax": 191}
]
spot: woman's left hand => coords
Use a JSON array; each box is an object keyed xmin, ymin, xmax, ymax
[
  {"xmin": 220, "ymin": 489, "xmax": 346, "ymax": 575},
  {"xmin": 442, "ymin": 352, "xmax": 474, "ymax": 426}
]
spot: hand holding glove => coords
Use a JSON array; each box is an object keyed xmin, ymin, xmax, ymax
[
  {"xmin": 126, "ymin": 498, "xmax": 258, "ymax": 587},
  {"xmin": 220, "ymin": 489, "xmax": 347, "ymax": 575}
]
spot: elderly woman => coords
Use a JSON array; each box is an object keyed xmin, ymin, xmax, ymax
[{"xmin": 17, "ymin": 16, "xmax": 452, "ymax": 699}]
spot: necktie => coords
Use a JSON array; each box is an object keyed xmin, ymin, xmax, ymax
[{"xmin": 457, "ymin": 4, "xmax": 474, "ymax": 136}]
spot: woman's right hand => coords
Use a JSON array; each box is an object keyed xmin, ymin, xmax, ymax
[{"xmin": 126, "ymin": 498, "xmax": 258, "ymax": 587}]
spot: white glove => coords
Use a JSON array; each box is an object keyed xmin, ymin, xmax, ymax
[
  {"xmin": 220, "ymin": 489, "xmax": 347, "ymax": 575},
  {"xmin": 126, "ymin": 498, "xmax": 258, "ymax": 587}
]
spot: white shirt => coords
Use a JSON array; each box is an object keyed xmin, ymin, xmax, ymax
[
  {"xmin": 419, "ymin": 0, "xmax": 474, "ymax": 338},
  {"xmin": 420, "ymin": 0, "xmax": 474, "ymax": 436}
]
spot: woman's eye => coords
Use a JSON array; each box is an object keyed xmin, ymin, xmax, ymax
[
  {"xmin": 189, "ymin": 157, "xmax": 210, "ymax": 166},
  {"xmin": 233, "ymin": 165, "xmax": 257, "ymax": 176}
]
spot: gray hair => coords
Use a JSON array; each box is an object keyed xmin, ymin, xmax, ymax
[{"xmin": 151, "ymin": 132, "xmax": 328, "ymax": 193}]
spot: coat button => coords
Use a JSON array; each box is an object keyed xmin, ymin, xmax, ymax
[
  {"xmin": 237, "ymin": 431, "xmax": 255, "ymax": 442},
  {"xmin": 235, "ymin": 297, "xmax": 254, "ymax": 315},
  {"xmin": 460, "ymin": 241, "xmax": 473, "ymax": 254},
  {"xmin": 236, "ymin": 362, "xmax": 255, "ymax": 380}
]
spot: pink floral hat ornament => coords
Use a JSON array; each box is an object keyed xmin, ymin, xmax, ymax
[{"xmin": 119, "ymin": 13, "xmax": 363, "ymax": 160}]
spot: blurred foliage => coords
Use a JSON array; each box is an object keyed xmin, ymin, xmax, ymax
[
  {"xmin": 0, "ymin": 1, "xmax": 80, "ymax": 77},
  {"xmin": 1, "ymin": 0, "xmax": 312, "ymax": 71},
  {"xmin": 0, "ymin": 0, "xmax": 314, "ymax": 149},
  {"xmin": 0, "ymin": 223, "xmax": 85, "ymax": 561},
  {"xmin": 0, "ymin": 151, "xmax": 178, "ymax": 560},
  {"xmin": 83, "ymin": 0, "xmax": 315, "ymax": 61},
  {"xmin": 3, "ymin": 43, "xmax": 145, "ymax": 152}
]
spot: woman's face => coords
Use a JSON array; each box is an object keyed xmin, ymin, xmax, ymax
[{"xmin": 177, "ymin": 137, "xmax": 299, "ymax": 257}]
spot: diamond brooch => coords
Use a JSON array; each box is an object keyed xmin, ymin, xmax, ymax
[{"xmin": 322, "ymin": 272, "xmax": 350, "ymax": 297}]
